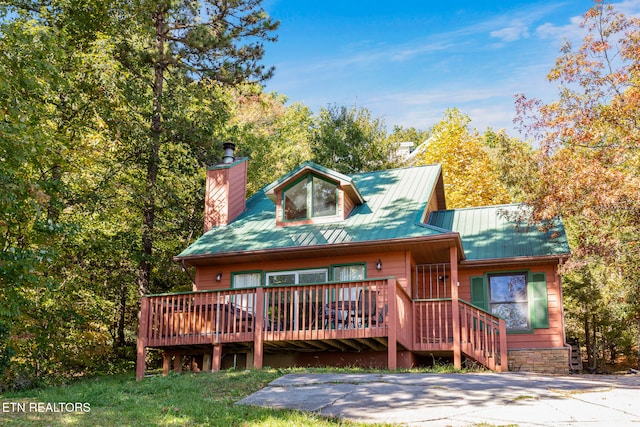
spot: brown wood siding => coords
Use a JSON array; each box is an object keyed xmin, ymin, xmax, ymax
[
  {"xmin": 458, "ymin": 264, "xmax": 564, "ymax": 350},
  {"xmin": 204, "ymin": 160, "xmax": 247, "ymax": 231},
  {"xmin": 226, "ymin": 160, "xmax": 247, "ymax": 223},
  {"xmin": 343, "ymin": 187, "xmax": 356, "ymax": 217},
  {"xmin": 195, "ymin": 252, "xmax": 412, "ymax": 292},
  {"xmin": 192, "ymin": 251, "xmax": 564, "ymax": 352},
  {"xmin": 204, "ymin": 169, "xmax": 229, "ymax": 231}
]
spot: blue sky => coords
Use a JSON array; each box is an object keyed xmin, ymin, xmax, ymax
[{"xmin": 261, "ymin": 1, "xmax": 640, "ymax": 138}]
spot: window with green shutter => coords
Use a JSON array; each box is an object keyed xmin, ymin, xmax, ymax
[
  {"xmin": 470, "ymin": 276, "xmax": 488, "ymax": 310},
  {"xmin": 471, "ymin": 271, "xmax": 549, "ymax": 332}
]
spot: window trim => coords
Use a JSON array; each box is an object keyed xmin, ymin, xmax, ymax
[
  {"xmin": 231, "ymin": 270, "xmax": 263, "ymax": 289},
  {"xmin": 281, "ymin": 173, "xmax": 339, "ymax": 222},
  {"xmin": 331, "ymin": 263, "xmax": 367, "ymax": 301},
  {"xmin": 331, "ymin": 263, "xmax": 367, "ymax": 281},
  {"xmin": 487, "ymin": 271, "xmax": 531, "ymax": 332},
  {"xmin": 265, "ymin": 267, "xmax": 329, "ymax": 286}
]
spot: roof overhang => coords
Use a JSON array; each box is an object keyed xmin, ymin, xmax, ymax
[
  {"xmin": 263, "ymin": 162, "xmax": 365, "ymax": 205},
  {"xmin": 459, "ymin": 254, "xmax": 571, "ymax": 269},
  {"xmin": 175, "ymin": 233, "xmax": 465, "ymax": 267}
]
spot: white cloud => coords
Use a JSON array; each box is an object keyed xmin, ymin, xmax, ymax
[
  {"xmin": 490, "ymin": 22, "xmax": 530, "ymax": 42},
  {"xmin": 535, "ymin": 15, "xmax": 584, "ymax": 41}
]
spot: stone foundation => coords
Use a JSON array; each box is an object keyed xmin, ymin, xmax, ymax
[{"xmin": 508, "ymin": 348, "xmax": 570, "ymax": 374}]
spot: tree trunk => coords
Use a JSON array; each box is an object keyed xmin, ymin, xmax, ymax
[
  {"xmin": 117, "ymin": 280, "xmax": 127, "ymax": 348},
  {"xmin": 592, "ymin": 313, "xmax": 598, "ymax": 371},
  {"xmin": 584, "ymin": 310, "xmax": 593, "ymax": 369},
  {"xmin": 637, "ymin": 317, "xmax": 640, "ymax": 370},
  {"xmin": 138, "ymin": 5, "xmax": 167, "ymax": 297}
]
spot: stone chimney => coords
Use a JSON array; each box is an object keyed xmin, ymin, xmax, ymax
[{"xmin": 204, "ymin": 143, "xmax": 248, "ymax": 231}]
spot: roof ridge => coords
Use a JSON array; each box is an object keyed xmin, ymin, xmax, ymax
[
  {"xmin": 433, "ymin": 203, "xmax": 526, "ymax": 213},
  {"xmin": 349, "ymin": 163, "xmax": 442, "ymax": 178}
]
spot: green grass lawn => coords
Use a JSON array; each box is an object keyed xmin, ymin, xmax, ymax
[{"xmin": 0, "ymin": 369, "xmax": 398, "ymax": 426}]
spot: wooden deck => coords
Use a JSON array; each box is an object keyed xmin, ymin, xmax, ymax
[{"xmin": 136, "ymin": 278, "xmax": 507, "ymax": 379}]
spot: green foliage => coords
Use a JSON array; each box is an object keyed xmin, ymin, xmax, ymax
[
  {"xmin": 223, "ymin": 86, "xmax": 315, "ymax": 195},
  {"xmin": 0, "ymin": 0, "xmax": 278, "ymax": 388},
  {"xmin": 311, "ymin": 104, "xmax": 399, "ymax": 174}
]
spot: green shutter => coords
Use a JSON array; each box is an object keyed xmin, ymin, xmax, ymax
[
  {"xmin": 470, "ymin": 276, "xmax": 488, "ymax": 310},
  {"xmin": 530, "ymin": 272, "xmax": 549, "ymax": 329}
]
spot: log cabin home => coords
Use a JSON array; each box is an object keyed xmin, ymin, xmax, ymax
[{"xmin": 136, "ymin": 143, "xmax": 572, "ymax": 380}]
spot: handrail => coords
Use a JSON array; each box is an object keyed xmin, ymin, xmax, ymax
[
  {"xmin": 143, "ymin": 276, "xmax": 399, "ymax": 297},
  {"xmin": 457, "ymin": 299, "xmax": 508, "ymax": 372}
]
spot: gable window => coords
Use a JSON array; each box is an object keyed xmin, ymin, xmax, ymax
[
  {"xmin": 488, "ymin": 273, "xmax": 529, "ymax": 331},
  {"xmin": 283, "ymin": 175, "xmax": 337, "ymax": 221}
]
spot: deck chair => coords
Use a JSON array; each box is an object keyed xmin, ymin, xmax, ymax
[
  {"xmin": 323, "ymin": 302, "xmax": 351, "ymax": 329},
  {"xmin": 356, "ymin": 288, "xmax": 377, "ymax": 327}
]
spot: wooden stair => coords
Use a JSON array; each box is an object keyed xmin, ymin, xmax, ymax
[{"xmin": 567, "ymin": 338, "xmax": 583, "ymax": 372}]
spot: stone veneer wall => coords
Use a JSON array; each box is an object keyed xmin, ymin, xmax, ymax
[{"xmin": 508, "ymin": 348, "xmax": 570, "ymax": 374}]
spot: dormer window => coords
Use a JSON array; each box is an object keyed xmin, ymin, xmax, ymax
[
  {"xmin": 264, "ymin": 161, "xmax": 365, "ymax": 226},
  {"xmin": 284, "ymin": 175, "xmax": 338, "ymax": 221}
]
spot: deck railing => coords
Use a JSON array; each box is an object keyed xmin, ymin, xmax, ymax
[
  {"xmin": 137, "ymin": 277, "xmax": 507, "ymax": 378},
  {"xmin": 262, "ymin": 279, "xmax": 390, "ymax": 341},
  {"xmin": 140, "ymin": 278, "xmax": 392, "ymax": 348},
  {"xmin": 412, "ymin": 298, "xmax": 507, "ymax": 371},
  {"xmin": 144, "ymin": 288, "xmax": 256, "ymax": 347},
  {"xmin": 458, "ymin": 299, "xmax": 507, "ymax": 371},
  {"xmin": 413, "ymin": 299, "xmax": 454, "ymax": 351}
]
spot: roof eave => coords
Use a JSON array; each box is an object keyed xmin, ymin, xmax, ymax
[
  {"xmin": 460, "ymin": 254, "xmax": 571, "ymax": 268},
  {"xmin": 175, "ymin": 232, "xmax": 465, "ymax": 267}
]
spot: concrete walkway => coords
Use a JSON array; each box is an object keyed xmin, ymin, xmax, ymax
[{"xmin": 237, "ymin": 372, "xmax": 640, "ymax": 426}]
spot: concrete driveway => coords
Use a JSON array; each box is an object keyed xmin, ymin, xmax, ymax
[{"xmin": 237, "ymin": 372, "xmax": 640, "ymax": 426}]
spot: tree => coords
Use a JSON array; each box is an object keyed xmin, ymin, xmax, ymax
[
  {"xmin": 311, "ymin": 104, "xmax": 398, "ymax": 174},
  {"xmin": 0, "ymin": 0, "xmax": 278, "ymax": 386},
  {"xmin": 0, "ymin": 2, "xmax": 134, "ymax": 385},
  {"xmin": 411, "ymin": 108, "xmax": 511, "ymax": 208},
  {"xmin": 114, "ymin": 0, "xmax": 279, "ymax": 296},
  {"xmin": 515, "ymin": 1, "xmax": 640, "ymax": 368},
  {"xmin": 484, "ymin": 128, "xmax": 538, "ymax": 203},
  {"xmin": 224, "ymin": 85, "xmax": 314, "ymax": 195}
]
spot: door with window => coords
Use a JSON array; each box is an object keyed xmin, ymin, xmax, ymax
[{"xmin": 265, "ymin": 269, "xmax": 328, "ymax": 330}]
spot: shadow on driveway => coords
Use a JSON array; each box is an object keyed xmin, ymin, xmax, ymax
[{"xmin": 237, "ymin": 372, "xmax": 640, "ymax": 426}]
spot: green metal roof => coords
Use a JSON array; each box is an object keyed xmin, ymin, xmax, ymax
[
  {"xmin": 427, "ymin": 205, "xmax": 570, "ymax": 260},
  {"xmin": 177, "ymin": 163, "xmax": 570, "ymax": 262},
  {"xmin": 177, "ymin": 164, "xmax": 446, "ymax": 258}
]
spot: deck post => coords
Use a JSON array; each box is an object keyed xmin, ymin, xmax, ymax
[
  {"xmin": 498, "ymin": 319, "xmax": 508, "ymax": 372},
  {"xmin": 387, "ymin": 278, "xmax": 397, "ymax": 370},
  {"xmin": 136, "ymin": 297, "xmax": 149, "ymax": 381},
  {"xmin": 253, "ymin": 287, "xmax": 265, "ymax": 369},
  {"xmin": 212, "ymin": 345, "xmax": 222, "ymax": 372},
  {"xmin": 162, "ymin": 352, "xmax": 170, "ymax": 376},
  {"xmin": 450, "ymin": 246, "xmax": 462, "ymax": 370},
  {"xmin": 202, "ymin": 353, "xmax": 212, "ymax": 372}
]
